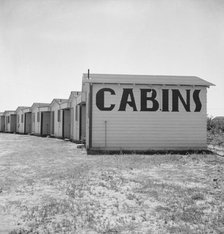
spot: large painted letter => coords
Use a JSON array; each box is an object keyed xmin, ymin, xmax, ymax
[
  {"xmin": 172, "ymin": 89, "xmax": 190, "ymax": 112},
  {"xmin": 140, "ymin": 89, "xmax": 159, "ymax": 111},
  {"xmin": 96, "ymin": 88, "xmax": 115, "ymax": 111},
  {"xmin": 193, "ymin": 90, "xmax": 202, "ymax": 112},
  {"xmin": 162, "ymin": 89, "xmax": 169, "ymax": 112},
  {"xmin": 119, "ymin": 89, "xmax": 137, "ymax": 111}
]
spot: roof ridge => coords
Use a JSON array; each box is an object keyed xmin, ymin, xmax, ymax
[{"xmin": 82, "ymin": 74, "xmax": 214, "ymax": 87}]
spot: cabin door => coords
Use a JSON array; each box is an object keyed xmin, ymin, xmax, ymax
[
  {"xmin": 25, "ymin": 112, "xmax": 32, "ymax": 134},
  {"xmin": 10, "ymin": 115, "xmax": 16, "ymax": 133},
  {"xmin": 63, "ymin": 109, "xmax": 71, "ymax": 139},
  {"xmin": 79, "ymin": 104, "xmax": 86, "ymax": 142},
  {"xmin": 41, "ymin": 112, "xmax": 51, "ymax": 136},
  {"xmin": 50, "ymin": 111, "xmax": 55, "ymax": 135}
]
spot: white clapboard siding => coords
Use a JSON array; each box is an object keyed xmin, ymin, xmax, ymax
[
  {"xmin": 91, "ymin": 83, "xmax": 207, "ymax": 151},
  {"xmin": 31, "ymin": 107, "xmax": 41, "ymax": 135},
  {"xmin": 4, "ymin": 111, "xmax": 16, "ymax": 133},
  {"xmin": 50, "ymin": 101, "xmax": 63, "ymax": 138},
  {"xmin": 69, "ymin": 91, "xmax": 81, "ymax": 142},
  {"xmin": 31, "ymin": 103, "xmax": 50, "ymax": 135},
  {"xmin": 16, "ymin": 108, "xmax": 24, "ymax": 133},
  {"xmin": 16, "ymin": 107, "xmax": 29, "ymax": 134}
]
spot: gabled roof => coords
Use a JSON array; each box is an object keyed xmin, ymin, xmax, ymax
[
  {"xmin": 3, "ymin": 110, "xmax": 16, "ymax": 115},
  {"xmin": 68, "ymin": 91, "xmax": 81, "ymax": 102},
  {"xmin": 82, "ymin": 73, "xmax": 215, "ymax": 87},
  {"xmin": 60, "ymin": 99, "xmax": 69, "ymax": 104},
  {"xmin": 16, "ymin": 106, "xmax": 30, "ymax": 112},
  {"xmin": 50, "ymin": 99, "xmax": 67, "ymax": 106},
  {"xmin": 31, "ymin": 103, "xmax": 50, "ymax": 109},
  {"xmin": 22, "ymin": 107, "xmax": 31, "ymax": 113}
]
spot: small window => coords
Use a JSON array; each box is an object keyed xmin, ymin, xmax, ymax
[
  {"xmin": 37, "ymin": 112, "xmax": 40, "ymax": 122},
  {"xmin": 57, "ymin": 110, "xmax": 61, "ymax": 122},
  {"xmin": 21, "ymin": 114, "xmax": 24, "ymax": 123}
]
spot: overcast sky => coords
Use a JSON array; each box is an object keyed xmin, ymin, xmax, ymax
[{"xmin": 0, "ymin": 0, "xmax": 223, "ymax": 116}]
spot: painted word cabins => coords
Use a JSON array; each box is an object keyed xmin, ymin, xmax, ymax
[{"xmin": 82, "ymin": 74, "xmax": 214, "ymax": 152}]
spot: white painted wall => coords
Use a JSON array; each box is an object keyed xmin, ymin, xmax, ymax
[
  {"xmin": 22, "ymin": 108, "xmax": 32, "ymax": 134},
  {"xmin": 85, "ymin": 83, "xmax": 90, "ymax": 148},
  {"xmin": 4, "ymin": 112, "xmax": 16, "ymax": 133},
  {"xmin": 16, "ymin": 109, "xmax": 25, "ymax": 133},
  {"xmin": 60, "ymin": 101, "xmax": 69, "ymax": 109},
  {"xmin": 70, "ymin": 95, "xmax": 80, "ymax": 141},
  {"xmin": 88, "ymin": 83, "xmax": 207, "ymax": 151},
  {"xmin": 31, "ymin": 106, "xmax": 41, "ymax": 135},
  {"xmin": 31, "ymin": 106, "xmax": 49, "ymax": 135},
  {"xmin": 50, "ymin": 102, "xmax": 63, "ymax": 138}
]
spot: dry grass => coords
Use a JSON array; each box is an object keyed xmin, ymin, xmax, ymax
[
  {"xmin": 208, "ymin": 131, "xmax": 224, "ymax": 147},
  {"xmin": 0, "ymin": 133, "xmax": 224, "ymax": 233}
]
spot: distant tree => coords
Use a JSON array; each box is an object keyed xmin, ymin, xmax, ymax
[{"xmin": 207, "ymin": 115, "xmax": 224, "ymax": 133}]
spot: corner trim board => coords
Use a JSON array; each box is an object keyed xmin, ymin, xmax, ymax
[{"xmin": 89, "ymin": 84, "xmax": 93, "ymax": 149}]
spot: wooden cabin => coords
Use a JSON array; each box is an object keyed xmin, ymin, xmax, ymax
[
  {"xmin": 68, "ymin": 91, "xmax": 82, "ymax": 142},
  {"xmin": 49, "ymin": 99, "xmax": 67, "ymax": 138},
  {"xmin": 23, "ymin": 107, "xmax": 32, "ymax": 134},
  {"xmin": 60, "ymin": 99, "xmax": 71, "ymax": 139},
  {"xmin": 31, "ymin": 103, "xmax": 50, "ymax": 136},
  {"xmin": 82, "ymin": 73, "xmax": 214, "ymax": 152},
  {"xmin": 16, "ymin": 106, "xmax": 29, "ymax": 134},
  {"xmin": 4, "ymin": 111, "xmax": 16, "ymax": 133}
]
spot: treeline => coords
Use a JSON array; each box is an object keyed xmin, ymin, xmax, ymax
[{"xmin": 207, "ymin": 116, "xmax": 224, "ymax": 133}]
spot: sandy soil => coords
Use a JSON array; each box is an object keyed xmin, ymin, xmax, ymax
[{"xmin": 0, "ymin": 133, "xmax": 224, "ymax": 233}]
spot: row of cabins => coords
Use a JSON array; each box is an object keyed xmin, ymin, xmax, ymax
[
  {"xmin": 0, "ymin": 73, "xmax": 214, "ymax": 152},
  {"xmin": 0, "ymin": 91, "xmax": 85, "ymax": 143}
]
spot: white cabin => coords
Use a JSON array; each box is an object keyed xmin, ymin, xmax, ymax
[
  {"xmin": 82, "ymin": 74, "xmax": 214, "ymax": 152},
  {"xmin": 50, "ymin": 99, "xmax": 67, "ymax": 138},
  {"xmin": 31, "ymin": 103, "xmax": 50, "ymax": 136},
  {"xmin": 4, "ymin": 111, "xmax": 16, "ymax": 133},
  {"xmin": 68, "ymin": 91, "xmax": 82, "ymax": 142},
  {"xmin": 16, "ymin": 106, "xmax": 30, "ymax": 134}
]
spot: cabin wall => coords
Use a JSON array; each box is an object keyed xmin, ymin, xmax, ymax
[
  {"xmin": 5, "ymin": 115, "xmax": 10, "ymax": 132},
  {"xmin": 70, "ymin": 99, "xmax": 80, "ymax": 141},
  {"xmin": 4, "ymin": 114, "xmax": 16, "ymax": 133},
  {"xmin": 16, "ymin": 110, "xmax": 25, "ymax": 133},
  {"xmin": 50, "ymin": 103, "xmax": 63, "ymax": 138},
  {"xmin": 31, "ymin": 107, "xmax": 41, "ymax": 135},
  {"xmin": 88, "ymin": 83, "xmax": 207, "ymax": 151},
  {"xmin": 80, "ymin": 105, "xmax": 86, "ymax": 142}
]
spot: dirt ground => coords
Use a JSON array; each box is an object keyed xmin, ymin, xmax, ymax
[{"xmin": 0, "ymin": 133, "xmax": 224, "ymax": 234}]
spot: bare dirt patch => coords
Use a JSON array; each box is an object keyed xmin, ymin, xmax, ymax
[{"xmin": 0, "ymin": 133, "xmax": 224, "ymax": 233}]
